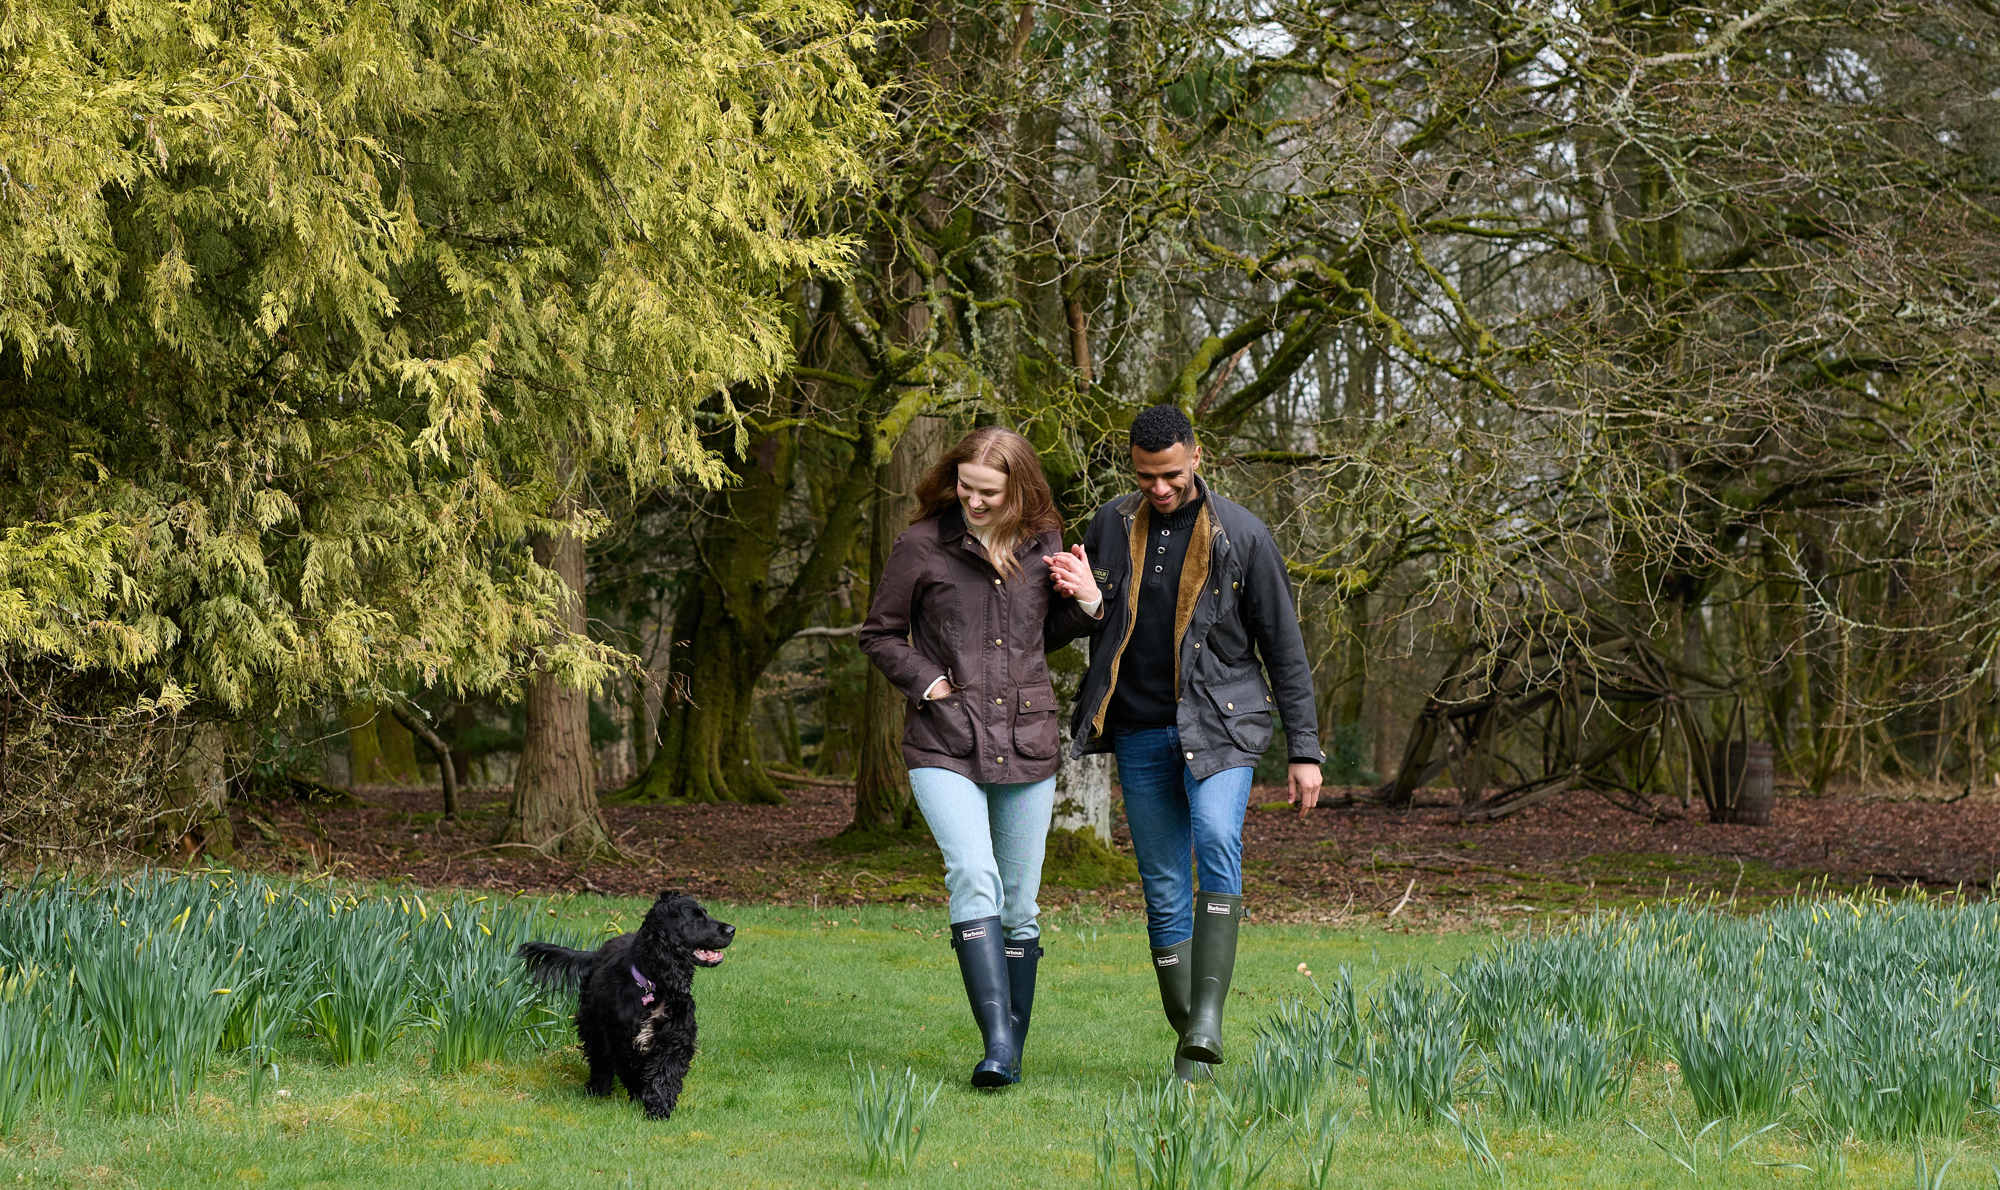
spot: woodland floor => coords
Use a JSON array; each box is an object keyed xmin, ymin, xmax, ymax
[{"xmin": 224, "ymin": 774, "xmax": 2000, "ymax": 928}]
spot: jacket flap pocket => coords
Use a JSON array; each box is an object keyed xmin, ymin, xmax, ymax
[
  {"xmin": 1209, "ymin": 674, "xmax": 1270, "ymax": 715},
  {"xmin": 1016, "ymin": 684, "xmax": 1057, "ymax": 714}
]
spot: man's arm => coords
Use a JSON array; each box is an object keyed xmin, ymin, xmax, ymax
[{"xmin": 1239, "ymin": 526, "xmax": 1324, "ymax": 810}]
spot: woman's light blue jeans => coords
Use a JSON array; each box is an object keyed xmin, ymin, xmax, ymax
[
  {"xmin": 1112, "ymin": 727, "xmax": 1254, "ymax": 947},
  {"xmin": 909, "ymin": 768, "xmax": 1055, "ymax": 941}
]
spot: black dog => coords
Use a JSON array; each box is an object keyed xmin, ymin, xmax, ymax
[{"xmin": 519, "ymin": 891, "xmax": 735, "ymax": 1119}]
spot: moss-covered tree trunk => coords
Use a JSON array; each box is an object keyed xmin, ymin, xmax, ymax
[
  {"xmin": 344, "ymin": 700, "xmax": 421, "ymax": 785},
  {"xmin": 634, "ymin": 576, "xmax": 784, "ymax": 805},
  {"xmin": 507, "ymin": 519, "xmax": 610, "ymax": 854},
  {"xmin": 625, "ymin": 422, "xmax": 787, "ymax": 805},
  {"xmin": 624, "ymin": 365, "xmax": 880, "ymax": 804}
]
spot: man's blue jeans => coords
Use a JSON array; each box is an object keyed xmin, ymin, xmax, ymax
[
  {"xmin": 1112, "ymin": 727, "xmax": 1254, "ymax": 947},
  {"xmin": 909, "ymin": 767, "xmax": 1055, "ymax": 941}
]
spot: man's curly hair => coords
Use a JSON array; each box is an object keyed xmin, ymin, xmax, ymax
[{"xmin": 1129, "ymin": 404, "xmax": 1196, "ymax": 452}]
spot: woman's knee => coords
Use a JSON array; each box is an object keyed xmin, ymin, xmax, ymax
[{"xmin": 943, "ymin": 860, "xmax": 1003, "ymax": 913}]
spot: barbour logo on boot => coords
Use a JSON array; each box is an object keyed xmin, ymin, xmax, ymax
[
  {"xmin": 1154, "ymin": 952, "xmax": 1180, "ymax": 967},
  {"xmin": 961, "ymin": 925, "xmax": 987, "ymax": 940},
  {"xmin": 1205, "ymin": 903, "xmax": 1232, "ymax": 915},
  {"xmin": 1005, "ymin": 946, "xmax": 1024, "ymax": 959}
]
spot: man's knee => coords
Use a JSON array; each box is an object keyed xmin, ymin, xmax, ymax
[{"xmin": 1190, "ymin": 822, "xmax": 1244, "ymax": 858}]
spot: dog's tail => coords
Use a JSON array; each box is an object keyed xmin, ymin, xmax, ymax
[{"xmin": 517, "ymin": 941, "xmax": 596, "ymax": 994}]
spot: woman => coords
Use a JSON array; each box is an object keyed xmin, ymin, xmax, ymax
[{"xmin": 859, "ymin": 426, "xmax": 1101, "ymax": 1089}]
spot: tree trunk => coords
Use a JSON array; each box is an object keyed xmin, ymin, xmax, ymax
[
  {"xmin": 163, "ymin": 720, "xmax": 234, "ymax": 860},
  {"xmin": 629, "ymin": 673, "xmax": 654, "ymax": 776},
  {"xmin": 345, "ymin": 700, "xmax": 420, "ymax": 785},
  {"xmin": 632, "ymin": 576, "xmax": 784, "ymax": 805},
  {"xmin": 507, "ymin": 519, "xmax": 610, "ymax": 854},
  {"xmin": 1053, "ymin": 750, "xmax": 1112, "ymax": 843},
  {"xmin": 448, "ymin": 702, "xmax": 477, "ymax": 789},
  {"xmin": 623, "ymin": 357, "xmax": 878, "ymax": 804},
  {"xmin": 388, "ymin": 698, "xmax": 459, "ymax": 819}
]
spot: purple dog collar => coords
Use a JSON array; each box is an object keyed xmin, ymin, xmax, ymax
[{"xmin": 630, "ymin": 963, "xmax": 656, "ymax": 1006}]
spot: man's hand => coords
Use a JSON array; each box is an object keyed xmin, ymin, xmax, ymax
[
  {"xmin": 1287, "ymin": 763, "xmax": 1323, "ymax": 815},
  {"xmin": 1044, "ymin": 543, "xmax": 1102, "ymax": 607}
]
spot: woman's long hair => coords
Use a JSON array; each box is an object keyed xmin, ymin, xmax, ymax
[{"xmin": 911, "ymin": 427, "xmax": 1061, "ymax": 579}]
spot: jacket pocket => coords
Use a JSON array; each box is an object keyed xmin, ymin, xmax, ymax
[
  {"xmin": 1206, "ymin": 673, "xmax": 1274, "ymax": 755},
  {"xmin": 909, "ymin": 694, "xmax": 976, "ymax": 758},
  {"xmin": 1010, "ymin": 684, "xmax": 1060, "ymax": 760}
]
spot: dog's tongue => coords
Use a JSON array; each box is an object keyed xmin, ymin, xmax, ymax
[{"xmin": 694, "ymin": 949, "xmax": 724, "ymax": 964}]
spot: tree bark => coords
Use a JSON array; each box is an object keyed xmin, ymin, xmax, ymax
[
  {"xmin": 345, "ymin": 700, "xmax": 420, "ymax": 785},
  {"xmin": 163, "ymin": 720, "xmax": 234, "ymax": 860},
  {"xmin": 1053, "ymin": 750, "xmax": 1112, "ymax": 843},
  {"xmin": 507, "ymin": 516, "xmax": 610, "ymax": 854},
  {"xmin": 633, "ymin": 575, "xmax": 784, "ymax": 804},
  {"xmin": 625, "ymin": 424, "xmax": 790, "ymax": 805}
]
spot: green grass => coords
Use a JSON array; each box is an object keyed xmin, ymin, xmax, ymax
[{"xmin": 4, "ymin": 884, "xmax": 2000, "ymax": 1187}]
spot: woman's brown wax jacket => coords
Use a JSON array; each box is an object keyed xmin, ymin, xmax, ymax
[{"xmin": 859, "ymin": 504, "xmax": 1097, "ymax": 784}]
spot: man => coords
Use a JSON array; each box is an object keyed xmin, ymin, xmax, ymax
[{"xmin": 1047, "ymin": 404, "xmax": 1323, "ymax": 1081}]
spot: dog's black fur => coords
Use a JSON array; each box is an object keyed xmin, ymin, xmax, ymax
[{"xmin": 518, "ymin": 891, "xmax": 735, "ymax": 1120}]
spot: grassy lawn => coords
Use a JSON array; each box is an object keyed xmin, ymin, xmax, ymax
[{"xmin": 2, "ymin": 894, "xmax": 1998, "ymax": 1188}]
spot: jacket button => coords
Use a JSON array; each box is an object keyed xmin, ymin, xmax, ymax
[
  {"xmin": 994, "ymin": 697, "xmax": 1004, "ymax": 705},
  {"xmin": 992, "ymin": 578, "xmax": 1001, "ymax": 586},
  {"xmin": 1213, "ymin": 589, "xmax": 1219, "ymax": 596},
  {"xmin": 993, "ymin": 637, "xmax": 1003, "ymax": 645},
  {"xmin": 1194, "ymin": 642, "xmax": 1201, "ymax": 650},
  {"xmin": 1226, "ymin": 702, "xmax": 1234, "ymax": 709},
  {"xmin": 1184, "ymin": 751, "xmax": 1194, "ymax": 760},
  {"xmin": 995, "ymin": 756, "xmax": 1005, "ymax": 765},
  {"xmin": 1232, "ymin": 582, "xmax": 1239, "ymax": 589},
  {"xmin": 1265, "ymin": 695, "xmax": 1273, "ymax": 703},
  {"xmin": 1023, "ymin": 699, "xmax": 1032, "ymax": 708}
]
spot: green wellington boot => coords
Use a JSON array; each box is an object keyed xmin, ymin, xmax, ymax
[
  {"xmin": 950, "ymin": 917, "xmax": 1019, "ymax": 1089},
  {"xmin": 1150, "ymin": 940, "xmax": 1212, "ymax": 1082},
  {"xmin": 1004, "ymin": 936, "xmax": 1043, "ymax": 1082},
  {"xmin": 1177, "ymin": 892, "xmax": 1243, "ymax": 1066}
]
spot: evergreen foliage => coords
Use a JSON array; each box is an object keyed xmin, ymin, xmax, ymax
[{"xmin": 0, "ymin": 0, "xmax": 879, "ymax": 716}]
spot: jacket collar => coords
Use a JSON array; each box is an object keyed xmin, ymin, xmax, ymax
[
  {"xmin": 1115, "ymin": 475, "xmax": 1212, "ymax": 524},
  {"xmin": 1116, "ymin": 476, "xmax": 1231, "ymax": 567},
  {"xmin": 939, "ymin": 502, "xmax": 1033, "ymax": 561}
]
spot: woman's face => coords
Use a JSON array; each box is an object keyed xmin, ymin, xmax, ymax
[{"xmin": 955, "ymin": 461, "xmax": 1009, "ymax": 528}]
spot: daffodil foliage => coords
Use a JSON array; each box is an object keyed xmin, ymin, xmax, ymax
[{"xmin": 0, "ymin": 0, "xmax": 879, "ymax": 714}]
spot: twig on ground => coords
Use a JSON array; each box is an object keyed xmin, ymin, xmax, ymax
[{"xmin": 1387, "ymin": 878, "xmax": 1417, "ymax": 917}]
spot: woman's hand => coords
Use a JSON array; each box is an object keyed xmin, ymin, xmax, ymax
[{"xmin": 1045, "ymin": 544, "xmax": 1101, "ymax": 605}]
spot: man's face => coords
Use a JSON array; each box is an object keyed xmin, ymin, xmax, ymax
[{"xmin": 1131, "ymin": 441, "xmax": 1200, "ymax": 514}]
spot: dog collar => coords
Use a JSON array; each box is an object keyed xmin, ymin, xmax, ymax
[{"xmin": 629, "ymin": 963, "xmax": 656, "ymax": 1006}]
